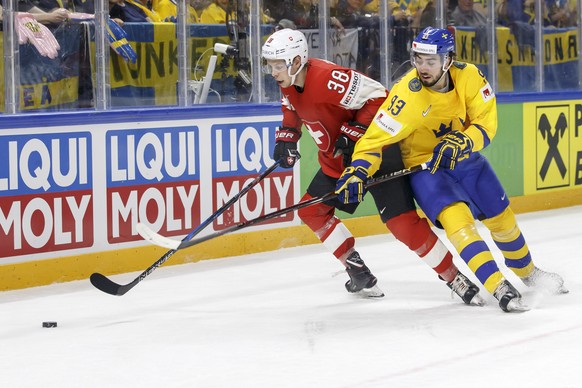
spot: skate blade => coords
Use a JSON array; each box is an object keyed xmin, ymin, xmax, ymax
[
  {"xmin": 356, "ymin": 285, "xmax": 385, "ymax": 298},
  {"xmin": 505, "ymin": 298, "xmax": 531, "ymax": 312},
  {"xmin": 529, "ymin": 283, "xmax": 569, "ymax": 295},
  {"xmin": 556, "ymin": 285, "xmax": 569, "ymax": 294},
  {"xmin": 469, "ymin": 293, "xmax": 486, "ymax": 306}
]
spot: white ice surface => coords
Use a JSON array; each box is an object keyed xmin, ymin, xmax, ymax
[{"xmin": 1, "ymin": 206, "xmax": 581, "ymax": 388}]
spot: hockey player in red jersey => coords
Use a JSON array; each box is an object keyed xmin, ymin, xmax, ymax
[{"xmin": 262, "ymin": 28, "xmax": 484, "ymax": 304}]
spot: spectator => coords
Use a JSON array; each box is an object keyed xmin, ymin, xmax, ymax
[
  {"xmin": 72, "ymin": 0, "xmax": 94, "ymax": 13},
  {"xmin": 271, "ymin": 0, "xmax": 343, "ymax": 31},
  {"xmin": 287, "ymin": 0, "xmax": 318, "ymax": 29},
  {"xmin": 451, "ymin": 0, "xmax": 489, "ymax": 55},
  {"xmin": 414, "ymin": 0, "xmax": 455, "ymax": 28},
  {"xmin": 200, "ymin": 0, "xmax": 272, "ymax": 25},
  {"xmin": 264, "ymin": 0, "xmax": 294, "ymax": 24},
  {"xmin": 109, "ymin": 0, "xmax": 161, "ymax": 22},
  {"xmin": 20, "ymin": 0, "xmax": 69, "ymax": 25},
  {"xmin": 30, "ymin": 0, "xmax": 95, "ymax": 13},
  {"xmin": 332, "ymin": 0, "xmax": 380, "ymax": 77},
  {"xmin": 496, "ymin": 0, "xmax": 551, "ymax": 51},
  {"xmin": 151, "ymin": 0, "xmax": 199, "ymax": 23},
  {"xmin": 0, "ymin": 6, "xmax": 61, "ymax": 58},
  {"xmin": 416, "ymin": 0, "xmax": 435, "ymax": 28},
  {"xmin": 332, "ymin": 0, "xmax": 368, "ymax": 28},
  {"xmin": 545, "ymin": 0, "xmax": 575, "ymax": 27},
  {"xmin": 471, "ymin": 0, "xmax": 487, "ymax": 14},
  {"xmin": 199, "ymin": 0, "xmax": 231, "ymax": 24},
  {"xmin": 451, "ymin": 0, "xmax": 487, "ymax": 26},
  {"xmin": 191, "ymin": 0, "xmax": 210, "ymax": 14},
  {"xmin": 395, "ymin": 0, "xmax": 429, "ymax": 28},
  {"xmin": 495, "ymin": 0, "xmax": 550, "ymax": 26}
]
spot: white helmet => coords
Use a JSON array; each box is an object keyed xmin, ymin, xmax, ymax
[{"xmin": 262, "ymin": 28, "xmax": 308, "ymax": 67}]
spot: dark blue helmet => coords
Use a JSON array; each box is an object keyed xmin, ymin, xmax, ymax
[{"xmin": 412, "ymin": 27, "xmax": 455, "ymax": 55}]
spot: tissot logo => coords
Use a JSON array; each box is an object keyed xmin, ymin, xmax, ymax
[{"xmin": 536, "ymin": 106, "xmax": 569, "ymax": 189}]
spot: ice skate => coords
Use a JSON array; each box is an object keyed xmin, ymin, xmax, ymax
[
  {"xmin": 345, "ymin": 252, "xmax": 384, "ymax": 298},
  {"xmin": 493, "ymin": 280, "xmax": 529, "ymax": 312},
  {"xmin": 522, "ymin": 267, "xmax": 569, "ymax": 294},
  {"xmin": 446, "ymin": 271, "xmax": 485, "ymax": 306}
]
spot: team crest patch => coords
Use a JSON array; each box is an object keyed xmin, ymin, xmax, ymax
[
  {"xmin": 480, "ymin": 83, "xmax": 495, "ymax": 102},
  {"xmin": 453, "ymin": 61, "xmax": 467, "ymax": 69},
  {"xmin": 408, "ymin": 78, "xmax": 422, "ymax": 92}
]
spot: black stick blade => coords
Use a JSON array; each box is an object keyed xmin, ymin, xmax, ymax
[{"xmin": 90, "ymin": 273, "xmax": 134, "ymax": 296}]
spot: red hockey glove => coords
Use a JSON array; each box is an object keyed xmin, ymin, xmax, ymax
[
  {"xmin": 274, "ymin": 127, "xmax": 301, "ymax": 168},
  {"xmin": 333, "ymin": 121, "xmax": 367, "ymax": 167}
]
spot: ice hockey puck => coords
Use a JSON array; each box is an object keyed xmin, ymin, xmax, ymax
[{"xmin": 42, "ymin": 321, "xmax": 57, "ymax": 328}]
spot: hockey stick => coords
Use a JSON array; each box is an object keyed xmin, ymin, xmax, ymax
[
  {"xmin": 90, "ymin": 158, "xmax": 288, "ymax": 295},
  {"xmin": 138, "ymin": 163, "xmax": 427, "ymax": 251}
]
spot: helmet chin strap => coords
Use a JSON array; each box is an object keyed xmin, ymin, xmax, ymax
[
  {"xmin": 430, "ymin": 55, "xmax": 453, "ymax": 89},
  {"xmin": 433, "ymin": 70, "xmax": 447, "ymax": 88},
  {"xmin": 288, "ymin": 63, "xmax": 305, "ymax": 86}
]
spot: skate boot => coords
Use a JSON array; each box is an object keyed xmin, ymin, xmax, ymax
[
  {"xmin": 493, "ymin": 280, "xmax": 529, "ymax": 312},
  {"xmin": 345, "ymin": 252, "xmax": 384, "ymax": 298},
  {"xmin": 446, "ymin": 271, "xmax": 485, "ymax": 306},
  {"xmin": 522, "ymin": 267, "xmax": 569, "ymax": 294}
]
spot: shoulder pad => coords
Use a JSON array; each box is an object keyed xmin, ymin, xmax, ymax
[
  {"xmin": 453, "ymin": 61, "xmax": 467, "ymax": 69},
  {"xmin": 408, "ymin": 78, "xmax": 422, "ymax": 92}
]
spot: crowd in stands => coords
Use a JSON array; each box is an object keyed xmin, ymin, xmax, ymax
[
  {"xmin": 3, "ymin": 0, "xmax": 578, "ymax": 82},
  {"xmin": 1, "ymin": 0, "xmax": 578, "ymax": 110},
  {"xmin": 2, "ymin": 0, "xmax": 576, "ymax": 29}
]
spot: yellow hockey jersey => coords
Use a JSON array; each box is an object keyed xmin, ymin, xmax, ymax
[{"xmin": 352, "ymin": 62, "xmax": 497, "ymax": 174}]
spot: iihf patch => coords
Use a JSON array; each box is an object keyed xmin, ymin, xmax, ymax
[
  {"xmin": 480, "ymin": 83, "xmax": 495, "ymax": 102},
  {"xmin": 408, "ymin": 78, "xmax": 422, "ymax": 92},
  {"xmin": 453, "ymin": 61, "xmax": 467, "ymax": 69},
  {"xmin": 373, "ymin": 111, "xmax": 403, "ymax": 136}
]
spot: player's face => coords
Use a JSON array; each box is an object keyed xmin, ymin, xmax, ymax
[
  {"xmin": 265, "ymin": 59, "xmax": 292, "ymax": 87},
  {"xmin": 216, "ymin": 0, "xmax": 229, "ymax": 9},
  {"xmin": 413, "ymin": 53, "xmax": 446, "ymax": 88}
]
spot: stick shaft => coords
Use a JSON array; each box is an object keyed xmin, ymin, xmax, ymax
[
  {"xmin": 90, "ymin": 161, "xmax": 282, "ymax": 295},
  {"xmin": 176, "ymin": 164, "xmax": 426, "ymax": 251}
]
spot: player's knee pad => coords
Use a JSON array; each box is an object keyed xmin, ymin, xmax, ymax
[
  {"xmin": 482, "ymin": 206, "xmax": 518, "ymax": 239},
  {"xmin": 438, "ymin": 202, "xmax": 475, "ymax": 238},
  {"xmin": 297, "ymin": 193, "xmax": 335, "ymax": 232},
  {"xmin": 385, "ymin": 210, "xmax": 430, "ymax": 250},
  {"xmin": 447, "ymin": 223, "xmax": 481, "ymax": 253}
]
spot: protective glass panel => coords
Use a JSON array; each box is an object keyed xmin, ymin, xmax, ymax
[
  {"xmin": 541, "ymin": 0, "xmax": 578, "ymax": 91},
  {"xmin": 332, "ymin": 1, "xmax": 383, "ymax": 80},
  {"xmin": 449, "ymin": 0, "xmax": 492, "ymax": 88},
  {"xmin": 5, "ymin": 1, "xmax": 96, "ymax": 112},
  {"xmin": 389, "ymin": 0, "xmax": 430, "ymax": 81},
  {"xmin": 2, "ymin": 0, "xmax": 582, "ymax": 114}
]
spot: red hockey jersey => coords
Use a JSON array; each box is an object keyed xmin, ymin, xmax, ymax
[{"xmin": 280, "ymin": 58, "xmax": 388, "ymax": 178}]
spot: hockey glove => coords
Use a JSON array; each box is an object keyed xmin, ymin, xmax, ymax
[
  {"xmin": 335, "ymin": 165, "xmax": 369, "ymax": 204},
  {"xmin": 273, "ymin": 127, "xmax": 301, "ymax": 168},
  {"xmin": 107, "ymin": 18, "xmax": 137, "ymax": 64},
  {"xmin": 333, "ymin": 121, "xmax": 367, "ymax": 167},
  {"xmin": 16, "ymin": 13, "xmax": 61, "ymax": 59},
  {"xmin": 428, "ymin": 131, "xmax": 474, "ymax": 174}
]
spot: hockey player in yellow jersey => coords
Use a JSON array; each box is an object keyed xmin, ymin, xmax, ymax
[{"xmin": 335, "ymin": 26, "xmax": 568, "ymax": 312}]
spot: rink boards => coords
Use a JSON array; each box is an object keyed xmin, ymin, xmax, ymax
[{"xmin": 0, "ymin": 95, "xmax": 581, "ymax": 290}]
